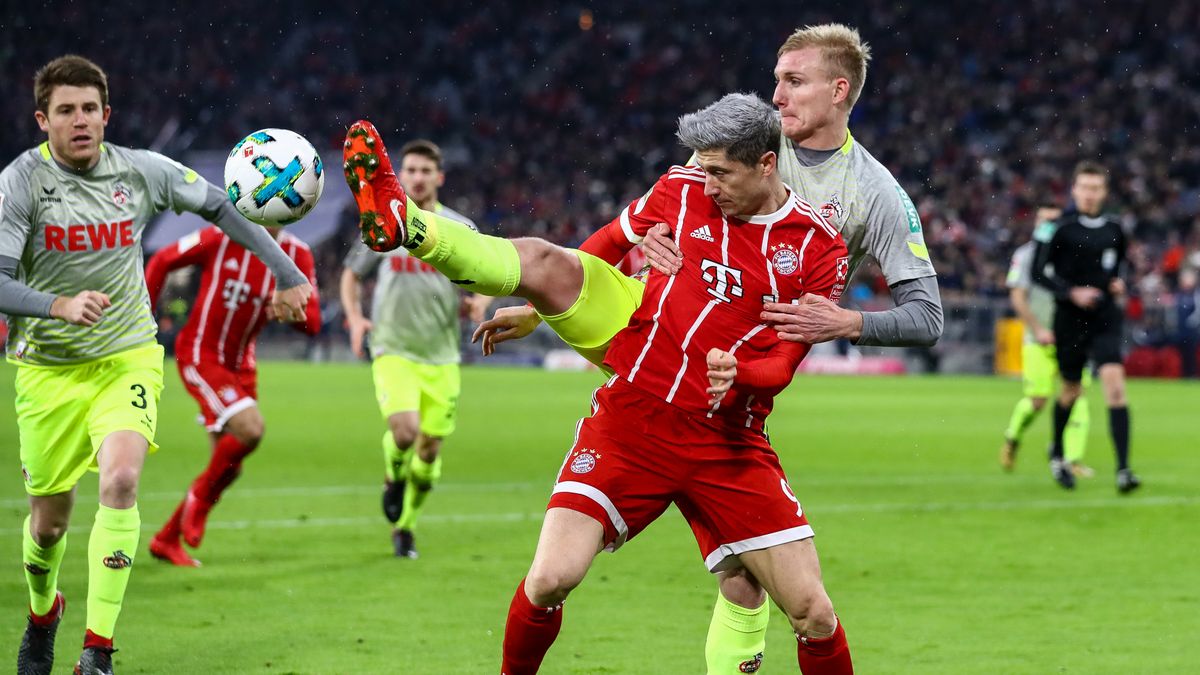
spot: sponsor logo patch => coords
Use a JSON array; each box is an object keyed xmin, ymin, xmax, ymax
[
  {"xmin": 739, "ymin": 652, "xmax": 764, "ymax": 673},
  {"xmin": 690, "ymin": 225, "xmax": 715, "ymax": 242},
  {"xmin": 102, "ymin": 550, "xmax": 133, "ymax": 570},
  {"xmin": 24, "ymin": 563, "xmax": 49, "ymax": 576}
]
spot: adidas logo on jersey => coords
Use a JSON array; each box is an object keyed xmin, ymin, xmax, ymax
[
  {"xmin": 690, "ymin": 225, "xmax": 715, "ymax": 242},
  {"xmin": 224, "ymin": 258, "xmax": 240, "ymax": 271}
]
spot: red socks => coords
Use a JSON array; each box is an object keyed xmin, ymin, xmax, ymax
[
  {"xmin": 191, "ymin": 434, "xmax": 254, "ymax": 504},
  {"xmin": 84, "ymin": 629, "xmax": 113, "ymax": 651},
  {"xmin": 797, "ymin": 620, "xmax": 853, "ymax": 674},
  {"xmin": 500, "ymin": 579, "xmax": 562, "ymax": 675}
]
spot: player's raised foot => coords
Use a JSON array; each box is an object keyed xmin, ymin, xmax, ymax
[
  {"xmin": 393, "ymin": 528, "xmax": 419, "ymax": 559},
  {"xmin": 382, "ymin": 478, "xmax": 406, "ymax": 524},
  {"xmin": 999, "ymin": 437, "xmax": 1018, "ymax": 472},
  {"xmin": 344, "ymin": 120, "xmax": 410, "ymax": 252},
  {"xmin": 1049, "ymin": 458, "xmax": 1076, "ymax": 490},
  {"xmin": 148, "ymin": 533, "xmax": 202, "ymax": 568},
  {"xmin": 1116, "ymin": 468, "xmax": 1142, "ymax": 494},
  {"xmin": 180, "ymin": 490, "xmax": 215, "ymax": 549},
  {"xmin": 73, "ymin": 646, "xmax": 114, "ymax": 675},
  {"xmin": 17, "ymin": 592, "xmax": 65, "ymax": 675},
  {"xmin": 1069, "ymin": 461, "xmax": 1095, "ymax": 479}
]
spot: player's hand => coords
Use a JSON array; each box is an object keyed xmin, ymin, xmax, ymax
[
  {"xmin": 471, "ymin": 305, "xmax": 542, "ymax": 356},
  {"xmin": 643, "ymin": 223, "xmax": 682, "ymax": 275},
  {"xmin": 1069, "ymin": 286, "xmax": 1102, "ymax": 310},
  {"xmin": 50, "ymin": 290, "xmax": 111, "ymax": 327},
  {"xmin": 1109, "ymin": 278, "xmax": 1127, "ymax": 297},
  {"xmin": 272, "ymin": 282, "xmax": 312, "ymax": 323},
  {"xmin": 762, "ymin": 294, "xmax": 862, "ymax": 344},
  {"xmin": 464, "ymin": 294, "xmax": 493, "ymax": 323},
  {"xmin": 706, "ymin": 348, "xmax": 737, "ymax": 405},
  {"xmin": 1035, "ymin": 327, "xmax": 1055, "ymax": 346},
  {"xmin": 346, "ymin": 316, "xmax": 373, "ymax": 358}
]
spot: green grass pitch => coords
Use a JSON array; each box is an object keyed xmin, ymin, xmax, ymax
[{"xmin": 1, "ymin": 361, "xmax": 1197, "ymax": 673}]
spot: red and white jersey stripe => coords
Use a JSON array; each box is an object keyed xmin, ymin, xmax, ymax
[
  {"xmin": 602, "ymin": 167, "xmax": 848, "ymax": 432},
  {"xmin": 144, "ymin": 226, "xmax": 320, "ymax": 372}
]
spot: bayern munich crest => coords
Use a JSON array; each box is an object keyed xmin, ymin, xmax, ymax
[
  {"xmin": 770, "ymin": 243, "xmax": 800, "ymax": 276},
  {"xmin": 569, "ymin": 448, "xmax": 600, "ymax": 474}
]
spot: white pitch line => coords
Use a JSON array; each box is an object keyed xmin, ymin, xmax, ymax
[{"xmin": 0, "ymin": 495, "xmax": 1193, "ymax": 537}]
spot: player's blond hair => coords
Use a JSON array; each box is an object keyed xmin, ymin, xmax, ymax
[{"xmin": 777, "ymin": 24, "xmax": 872, "ymax": 109}]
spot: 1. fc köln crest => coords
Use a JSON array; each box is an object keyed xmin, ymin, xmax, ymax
[{"xmin": 112, "ymin": 182, "xmax": 132, "ymax": 206}]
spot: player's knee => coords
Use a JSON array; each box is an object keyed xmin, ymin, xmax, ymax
[
  {"xmin": 719, "ymin": 569, "xmax": 767, "ymax": 608},
  {"xmin": 99, "ymin": 465, "xmax": 141, "ymax": 503},
  {"xmin": 415, "ymin": 436, "xmax": 442, "ymax": 463},
  {"xmin": 388, "ymin": 416, "xmax": 420, "ymax": 450},
  {"xmin": 226, "ymin": 409, "xmax": 265, "ymax": 447},
  {"xmin": 524, "ymin": 565, "xmax": 583, "ymax": 607},
  {"xmin": 30, "ymin": 518, "xmax": 68, "ymax": 547},
  {"xmin": 1030, "ymin": 396, "xmax": 1048, "ymax": 411},
  {"xmin": 781, "ymin": 588, "xmax": 836, "ymax": 638}
]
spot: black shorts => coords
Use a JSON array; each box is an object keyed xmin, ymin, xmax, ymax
[{"xmin": 1054, "ymin": 305, "xmax": 1124, "ymax": 382}]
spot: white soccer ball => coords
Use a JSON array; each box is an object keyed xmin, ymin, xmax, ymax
[{"xmin": 224, "ymin": 129, "xmax": 324, "ymax": 226}]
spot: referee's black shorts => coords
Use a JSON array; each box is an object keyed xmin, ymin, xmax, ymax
[{"xmin": 1054, "ymin": 305, "xmax": 1124, "ymax": 382}]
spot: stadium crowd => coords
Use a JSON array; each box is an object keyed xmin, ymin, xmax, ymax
[{"xmin": 2, "ymin": 0, "xmax": 1197, "ymax": 372}]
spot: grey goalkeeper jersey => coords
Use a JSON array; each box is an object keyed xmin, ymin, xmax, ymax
[
  {"xmin": 775, "ymin": 131, "xmax": 936, "ymax": 286},
  {"xmin": 344, "ymin": 202, "xmax": 477, "ymax": 365},
  {"xmin": 0, "ymin": 143, "xmax": 211, "ymax": 365},
  {"xmin": 1006, "ymin": 240, "xmax": 1055, "ymax": 344}
]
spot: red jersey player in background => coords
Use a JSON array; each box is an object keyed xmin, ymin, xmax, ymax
[
  {"xmin": 342, "ymin": 93, "xmax": 854, "ymax": 673},
  {"xmin": 144, "ymin": 225, "xmax": 320, "ymax": 566}
]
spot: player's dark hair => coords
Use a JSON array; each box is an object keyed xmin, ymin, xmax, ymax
[
  {"xmin": 1073, "ymin": 161, "xmax": 1108, "ymax": 184},
  {"xmin": 400, "ymin": 139, "xmax": 443, "ymax": 170},
  {"xmin": 676, "ymin": 93, "xmax": 780, "ymax": 167},
  {"xmin": 34, "ymin": 55, "xmax": 108, "ymax": 112}
]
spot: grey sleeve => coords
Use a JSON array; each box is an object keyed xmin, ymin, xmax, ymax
[
  {"xmin": 343, "ymin": 240, "xmax": 382, "ymax": 278},
  {"xmin": 0, "ymin": 255, "xmax": 54, "ymax": 318},
  {"xmin": 198, "ymin": 183, "xmax": 308, "ymax": 288},
  {"xmin": 856, "ymin": 275, "xmax": 944, "ymax": 347},
  {"xmin": 862, "ymin": 180, "xmax": 938, "ymax": 285}
]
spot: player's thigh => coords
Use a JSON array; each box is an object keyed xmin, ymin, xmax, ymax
[
  {"xmin": 371, "ymin": 354, "xmax": 422, "ymax": 417},
  {"xmin": 178, "ymin": 361, "xmax": 256, "ymax": 433},
  {"xmin": 13, "ymin": 363, "xmax": 97, "ymax": 497},
  {"xmin": 526, "ymin": 507, "xmax": 608, "ymax": 593},
  {"xmin": 1021, "ymin": 343, "xmax": 1058, "ymax": 398},
  {"xmin": 678, "ymin": 439, "xmax": 813, "ymax": 573},
  {"xmin": 547, "ymin": 379, "xmax": 676, "ymax": 551},
  {"xmin": 538, "ymin": 250, "xmax": 646, "ymax": 370},
  {"xmin": 416, "ymin": 361, "xmax": 460, "ymax": 437},
  {"xmin": 87, "ymin": 344, "xmax": 165, "ymax": 453},
  {"xmin": 738, "ymin": 537, "xmax": 831, "ymax": 620}
]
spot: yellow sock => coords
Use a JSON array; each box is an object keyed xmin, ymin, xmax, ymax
[
  {"xmin": 87, "ymin": 504, "xmax": 140, "ymax": 639},
  {"xmin": 705, "ymin": 591, "xmax": 769, "ymax": 674},
  {"xmin": 404, "ymin": 200, "xmax": 521, "ymax": 296},
  {"xmin": 397, "ymin": 455, "xmax": 442, "ymax": 532},
  {"xmin": 22, "ymin": 516, "xmax": 66, "ymax": 616},
  {"xmin": 1064, "ymin": 395, "xmax": 1090, "ymax": 464},
  {"xmin": 382, "ymin": 430, "xmax": 410, "ymax": 483}
]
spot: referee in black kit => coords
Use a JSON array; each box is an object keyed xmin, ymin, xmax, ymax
[{"xmin": 1032, "ymin": 161, "xmax": 1141, "ymax": 493}]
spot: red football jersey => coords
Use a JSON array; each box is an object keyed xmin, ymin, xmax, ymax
[
  {"xmin": 603, "ymin": 165, "xmax": 848, "ymax": 431},
  {"xmin": 145, "ymin": 226, "xmax": 321, "ymax": 372}
]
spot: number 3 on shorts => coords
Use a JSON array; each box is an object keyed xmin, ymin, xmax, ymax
[
  {"xmin": 130, "ymin": 383, "xmax": 148, "ymax": 409},
  {"xmin": 780, "ymin": 479, "xmax": 803, "ymax": 518}
]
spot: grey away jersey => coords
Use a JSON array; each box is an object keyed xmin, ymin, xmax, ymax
[
  {"xmin": 774, "ymin": 132, "xmax": 936, "ymax": 285},
  {"xmin": 344, "ymin": 203, "xmax": 477, "ymax": 365},
  {"xmin": 0, "ymin": 142, "xmax": 208, "ymax": 365},
  {"xmin": 1006, "ymin": 240, "xmax": 1054, "ymax": 344}
]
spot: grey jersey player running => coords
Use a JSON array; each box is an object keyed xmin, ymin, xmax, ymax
[
  {"xmin": 1, "ymin": 56, "xmax": 310, "ymax": 675},
  {"xmin": 474, "ymin": 24, "xmax": 942, "ymax": 674},
  {"xmin": 340, "ymin": 139, "xmax": 488, "ymax": 559}
]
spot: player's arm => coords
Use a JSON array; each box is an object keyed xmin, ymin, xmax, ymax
[
  {"xmin": 144, "ymin": 227, "xmax": 218, "ymax": 313},
  {"xmin": 133, "ymin": 149, "xmax": 310, "ymax": 318},
  {"xmin": 1006, "ymin": 246, "xmax": 1052, "ymax": 344},
  {"xmin": 1030, "ymin": 222, "xmax": 1071, "ymax": 299},
  {"xmin": 339, "ymin": 243, "xmax": 381, "ymax": 357},
  {"xmin": 0, "ymin": 167, "xmax": 110, "ymax": 325},
  {"xmin": 765, "ymin": 181, "xmax": 943, "ymax": 346}
]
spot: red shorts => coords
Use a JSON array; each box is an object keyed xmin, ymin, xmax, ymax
[
  {"xmin": 177, "ymin": 361, "xmax": 258, "ymax": 432},
  {"xmin": 548, "ymin": 377, "xmax": 813, "ymax": 572}
]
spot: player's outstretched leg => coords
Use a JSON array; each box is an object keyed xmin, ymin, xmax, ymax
[
  {"xmin": 344, "ymin": 120, "xmax": 525, "ymax": 298},
  {"xmin": 1000, "ymin": 396, "xmax": 1042, "ymax": 471},
  {"xmin": 148, "ymin": 501, "xmax": 201, "ymax": 568},
  {"xmin": 707, "ymin": 571, "xmax": 770, "ymax": 674},
  {"xmin": 20, "ymin": 509, "xmax": 68, "ymax": 675}
]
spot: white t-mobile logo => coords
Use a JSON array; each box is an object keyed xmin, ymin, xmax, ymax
[{"xmin": 701, "ymin": 259, "xmax": 744, "ymax": 303}]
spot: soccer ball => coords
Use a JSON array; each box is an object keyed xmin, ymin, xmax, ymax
[{"xmin": 224, "ymin": 129, "xmax": 324, "ymax": 226}]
